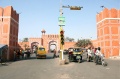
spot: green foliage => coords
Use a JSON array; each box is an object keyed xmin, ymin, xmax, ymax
[
  {"xmin": 24, "ymin": 44, "xmax": 27, "ymax": 50},
  {"xmin": 23, "ymin": 38, "xmax": 28, "ymax": 42},
  {"xmin": 75, "ymin": 39, "xmax": 92, "ymax": 48},
  {"xmin": 65, "ymin": 37, "xmax": 74, "ymax": 42}
]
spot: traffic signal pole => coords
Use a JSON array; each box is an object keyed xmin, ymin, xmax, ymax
[
  {"xmin": 59, "ymin": 0, "xmax": 63, "ymax": 60},
  {"xmin": 60, "ymin": 26, "xmax": 64, "ymax": 60},
  {"xmin": 59, "ymin": 0, "xmax": 83, "ymax": 64}
]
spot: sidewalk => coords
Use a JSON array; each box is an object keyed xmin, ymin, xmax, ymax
[{"xmin": 109, "ymin": 56, "xmax": 120, "ymax": 60}]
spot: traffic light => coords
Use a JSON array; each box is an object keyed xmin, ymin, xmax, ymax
[
  {"xmin": 70, "ymin": 6, "xmax": 83, "ymax": 10},
  {"xmin": 60, "ymin": 30, "xmax": 64, "ymax": 45}
]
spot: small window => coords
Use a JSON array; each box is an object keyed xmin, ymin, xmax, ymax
[
  {"xmin": 74, "ymin": 48, "xmax": 81, "ymax": 52},
  {"xmin": 39, "ymin": 48, "xmax": 45, "ymax": 51}
]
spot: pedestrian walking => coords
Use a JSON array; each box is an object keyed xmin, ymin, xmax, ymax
[
  {"xmin": 95, "ymin": 47, "xmax": 102, "ymax": 64},
  {"xmin": 24, "ymin": 50, "xmax": 27, "ymax": 59},
  {"xmin": 14, "ymin": 50, "xmax": 16, "ymax": 60},
  {"xmin": 53, "ymin": 49, "xmax": 56, "ymax": 58},
  {"xmin": 27, "ymin": 50, "xmax": 31, "ymax": 58},
  {"xmin": 21, "ymin": 50, "xmax": 25, "ymax": 59},
  {"xmin": 87, "ymin": 47, "xmax": 92, "ymax": 62},
  {"xmin": 17, "ymin": 50, "xmax": 20, "ymax": 60}
]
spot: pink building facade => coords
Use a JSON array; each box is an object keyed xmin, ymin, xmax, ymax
[
  {"xmin": 18, "ymin": 29, "xmax": 76, "ymax": 53},
  {"xmin": 95, "ymin": 8, "xmax": 120, "ymax": 58},
  {"xmin": 0, "ymin": 6, "xmax": 19, "ymax": 60}
]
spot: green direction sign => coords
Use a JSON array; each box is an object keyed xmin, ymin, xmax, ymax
[{"xmin": 58, "ymin": 16, "xmax": 65, "ymax": 26}]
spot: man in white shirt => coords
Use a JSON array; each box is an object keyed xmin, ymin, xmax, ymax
[
  {"xmin": 95, "ymin": 47, "xmax": 103, "ymax": 64},
  {"xmin": 87, "ymin": 47, "xmax": 92, "ymax": 62},
  {"xmin": 95, "ymin": 49, "xmax": 102, "ymax": 56},
  {"xmin": 87, "ymin": 48, "xmax": 92, "ymax": 56}
]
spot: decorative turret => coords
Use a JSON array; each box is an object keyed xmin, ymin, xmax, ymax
[{"xmin": 41, "ymin": 29, "xmax": 46, "ymax": 35}]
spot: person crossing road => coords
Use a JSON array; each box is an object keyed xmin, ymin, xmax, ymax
[{"xmin": 95, "ymin": 47, "xmax": 103, "ymax": 64}]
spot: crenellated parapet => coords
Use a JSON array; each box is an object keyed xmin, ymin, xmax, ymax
[
  {"xmin": 29, "ymin": 37, "xmax": 42, "ymax": 42},
  {"xmin": 0, "ymin": 6, "xmax": 19, "ymax": 60},
  {"xmin": 0, "ymin": 6, "xmax": 19, "ymax": 23},
  {"xmin": 95, "ymin": 8, "xmax": 120, "ymax": 58},
  {"xmin": 96, "ymin": 8, "xmax": 120, "ymax": 25},
  {"xmin": 44, "ymin": 34, "xmax": 59, "ymax": 39}
]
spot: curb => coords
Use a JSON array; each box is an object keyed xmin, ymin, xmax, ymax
[
  {"xmin": 109, "ymin": 56, "xmax": 120, "ymax": 60},
  {"xmin": 59, "ymin": 59, "xmax": 69, "ymax": 65}
]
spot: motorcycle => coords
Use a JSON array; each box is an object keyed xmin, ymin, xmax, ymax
[
  {"xmin": 95, "ymin": 55, "xmax": 108, "ymax": 66},
  {"xmin": 87, "ymin": 53, "xmax": 94, "ymax": 62},
  {"xmin": 76, "ymin": 54, "xmax": 82, "ymax": 63},
  {"xmin": 101, "ymin": 57, "xmax": 108, "ymax": 66}
]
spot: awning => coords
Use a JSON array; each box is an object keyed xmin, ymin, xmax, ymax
[
  {"xmin": 0, "ymin": 44, "xmax": 8, "ymax": 50},
  {"xmin": 0, "ymin": 44, "xmax": 8, "ymax": 60}
]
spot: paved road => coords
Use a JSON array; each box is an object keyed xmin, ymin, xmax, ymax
[{"xmin": 0, "ymin": 53, "xmax": 120, "ymax": 79}]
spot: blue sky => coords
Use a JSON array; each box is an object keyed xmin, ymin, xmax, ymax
[{"xmin": 0, "ymin": 0, "xmax": 120, "ymax": 41}]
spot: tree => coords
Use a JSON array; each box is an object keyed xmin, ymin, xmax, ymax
[
  {"xmin": 65, "ymin": 37, "xmax": 74, "ymax": 42},
  {"xmin": 23, "ymin": 38, "xmax": 28, "ymax": 42},
  {"xmin": 24, "ymin": 44, "xmax": 27, "ymax": 50},
  {"xmin": 75, "ymin": 39, "xmax": 92, "ymax": 48}
]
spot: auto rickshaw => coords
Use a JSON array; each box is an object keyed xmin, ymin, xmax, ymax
[
  {"xmin": 36, "ymin": 47, "xmax": 47, "ymax": 59},
  {"xmin": 68, "ymin": 47, "xmax": 83, "ymax": 63}
]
